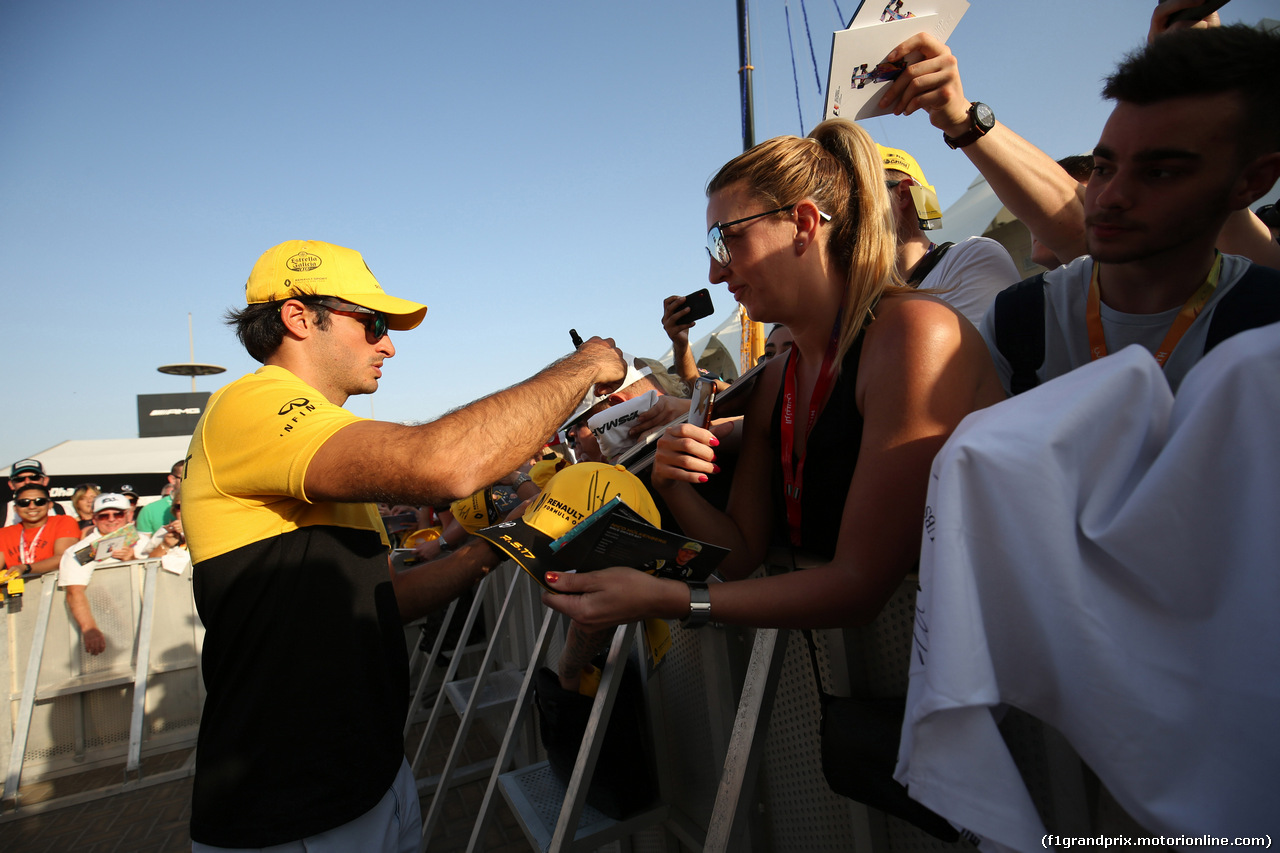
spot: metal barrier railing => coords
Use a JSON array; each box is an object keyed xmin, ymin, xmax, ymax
[{"xmin": 1, "ymin": 557, "xmax": 203, "ymax": 816}]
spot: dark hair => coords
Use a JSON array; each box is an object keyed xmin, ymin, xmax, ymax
[
  {"xmin": 1056, "ymin": 154, "xmax": 1094, "ymax": 184},
  {"xmin": 1103, "ymin": 25, "xmax": 1280, "ymax": 159},
  {"xmin": 225, "ymin": 297, "xmax": 332, "ymax": 364},
  {"xmin": 14, "ymin": 483, "xmax": 51, "ymax": 499}
]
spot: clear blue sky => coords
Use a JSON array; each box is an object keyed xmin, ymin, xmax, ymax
[{"xmin": 2, "ymin": 0, "xmax": 1275, "ymax": 467}]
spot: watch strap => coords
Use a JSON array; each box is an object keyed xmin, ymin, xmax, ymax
[
  {"xmin": 681, "ymin": 581, "xmax": 712, "ymax": 628},
  {"xmin": 944, "ymin": 102, "xmax": 993, "ymax": 150}
]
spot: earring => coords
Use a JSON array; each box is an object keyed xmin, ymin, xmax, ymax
[{"xmin": 797, "ymin": 241, "xmax": 805, "ymax": 249}]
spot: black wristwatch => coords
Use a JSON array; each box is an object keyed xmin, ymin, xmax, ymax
[
  {"xmin": 943, "ymin": 102, "xmax": 995, "ymax": 150},
  {"xmin": 681, "ymin": 581, "xmax": 712, "ymax": 629}
]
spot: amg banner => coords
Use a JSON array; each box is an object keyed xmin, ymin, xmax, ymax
[{"xmin": 137, "ymin": 392, "xmax": 210, "ymax": 438}]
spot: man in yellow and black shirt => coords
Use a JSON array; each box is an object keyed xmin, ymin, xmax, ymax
[{"xmin": 184, "ymin": 240, "xmax": 625, "ymax": 851}]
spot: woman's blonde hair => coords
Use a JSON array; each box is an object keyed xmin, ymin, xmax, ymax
[
  {"xmin": 707, "ymin": 118, "xmax": 905, "ymax": 361},
  {"xmin": 71, "ymin": 484, "xmax": 100, "ymax": 517}
]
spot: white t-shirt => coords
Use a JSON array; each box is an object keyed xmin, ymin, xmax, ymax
[
  {"xmin": 137, "ymin": 526, "xmax": 191, "ymax": 575},
  {"xmin": 979, "ymin": 252, "xmax": 1258, "ymax": 395},
  {"xmin": 58, "ymin": 528, "xmax": 136, "ymax": 586},
  {"xmin": 921, "ymin": 236, "xmax": 1021, "ymax": 328}
]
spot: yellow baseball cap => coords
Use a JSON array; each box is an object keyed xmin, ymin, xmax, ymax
[
  {"xmin": 530, "ymin": 455, "xmax": 569, "ymax": 490},
  {"xmin": 450, "ymin": 488, "xmax": 500, "ymax": 536},
  {"xmin": 878, "ymin": 145, "xmax": 943, "ymax": 231},
  {"xmin": 476, "ymin": 462, "xmax": 660, "ymax": 592},
  {"xmin": 245, "ymin": 240, "xmax": 428, "ymax": 331}
]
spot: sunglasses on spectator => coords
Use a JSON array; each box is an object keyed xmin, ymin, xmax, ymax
[
  {"xmin": 171, "ymin": 504, "xmax": 182, "ymax": 513},
  {"xmin": 75, "ymin": 482, "xmax": 101, "ymax": 491},
  {"xmin": 94, "ymin": 510, "xmax": 127, "ymax": 520},
  {"xmin": 705, "ymin": 204, "xmax": 832, "ymax": 267},
  {"xmin": 9, "ymin": 473, "xmax": 42, "ymax": 484},
  {"xmin": 313, "ymin": 297, "xmax": 389, "ymax": 342},
  {"xmin": 15, "ymin": 498, "xmax": 50, "ymax": 508}
]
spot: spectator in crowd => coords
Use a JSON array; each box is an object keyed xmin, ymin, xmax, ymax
[
  {"xmin": 136, "ymin": 459, "xmax": 185, "ymax": 535},
  {"xmin": 182, "ymin": 238, "xmax": 624, "ymax": 851},
  {"xmin": 560, "ymin": 354, "xmax": 687, "ymax": 464},
  {"xmin": 6, "ymin": 459, "xmax": 69, "ymax": 526},
  {"xmin": 410, "ymin": 459, "xmax": 547, "ymax": 563},
  {"xmin": 875, "ymin": 8, "xmax": 1280, "ymax": 273},
  {"xmin": 880, "ymin": 144, "xmax": 1020, "ymax": 326},
  {"xmin": 138, "ymin": 483, "xmax": 190, "ymax": 576},
  {"xmin": 980, "ymin": 25, "xmax": 1280, "ymax": 395},
  {"xmin": 411, "ymin": 502, "xmax": 467, "ymax": 563},
  {"xmin": 575, "ymin": 357, "xmax": 690, "ymax": 464},
  {"xmin": 70, "ymin": 483, "xmax": 101, "ymax": 534},
  {"xmin": 660, "ymin": 296, "xmax": 732, "ymax": 394},
  {"xmin": 57, "ymin": 493, "xmax": 139, "ymax": 656},
  {"xmin": 761, "ymin": 323, "xmax": 794, "ymax": 362},
  {"xmin": 119, "ymin": 485, "xmax": 140, "ymax": 518},
  {"xmin": 543, "ymin": 117, "xmax": 1004, "ymax": 634},
  {"xmin": 0, "ymin": 483, "xmax": 82, "ymax": 577}
]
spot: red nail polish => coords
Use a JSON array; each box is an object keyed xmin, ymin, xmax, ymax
[
  {"xmin": 710, "ymin": 437, "xmax": 720, "ymax": 447},
  {"xmin": 713, "ymin": 464, "xmax": 721, "ymax": 474},
  {"xmin": 545, "ymin": 572, "xmax": 559, "ymax": 584},
  {"xmin": 698, "ymin": 475, "xmax": 709, "ymax": 483}
]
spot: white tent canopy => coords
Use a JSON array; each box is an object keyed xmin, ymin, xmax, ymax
[
  {"xmin": 4, "ymin": 436, "xmax": 191, "ymax": 480},
  {"xmin": 657, "ymin": 307, "xmax": 747, "ymax": 381},
  {"xmin": 5, "ymin": 435, "xmax": 191, "ymax": 505},
  {"xmin": 931, "ymin": 173, "xmax": 1012, "ymax": 247}
]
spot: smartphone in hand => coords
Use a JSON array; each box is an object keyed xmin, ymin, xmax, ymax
[
  {"xmin": 688, "ymin": 376, "xmax": 717, "ymax": 429},
  {"xmin": 681, "ymin": 288, "xmax": 715, "ymax": 324},
  {"xmin": 1157, "ymin": 0, "xmax": 1229, "ymax": 25}
]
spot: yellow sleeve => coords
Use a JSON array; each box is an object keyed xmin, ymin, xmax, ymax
[
  {"xmin": 201, "ymin": 367, "xmax": 361, "ymax": 503},
  {"xmin": 184, "ymin": 367, "xmax": 387, "ymax": 563}
]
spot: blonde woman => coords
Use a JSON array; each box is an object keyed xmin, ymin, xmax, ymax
[
  {"xmin": 544, "ymin": 119, "xmax": 1004, "ymax": 631},
  {"xmin": 70, "ymin": 483, "xmax": 101, "ymax": 536}
]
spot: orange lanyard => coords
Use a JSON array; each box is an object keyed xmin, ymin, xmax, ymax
[
  {"xmin": 1087, "ymin": 253, "xmax": 1222, "ymax": 367},
  {"xmin": 780, "ymin": 326, "xmax": 841, "ymax": 548}
]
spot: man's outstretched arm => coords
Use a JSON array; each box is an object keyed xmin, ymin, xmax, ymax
[
  {"xmin": 305, "ymin": 336, "xmax": 625, "ymax": 506},
  {"xmin": 392, "ymin": 539, "xmax": 504, "ymax": 623}
]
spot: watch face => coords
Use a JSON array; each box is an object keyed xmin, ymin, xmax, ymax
[{"xmin": 974, "ymin": 102, "xmax": 995, "ymax": 131}]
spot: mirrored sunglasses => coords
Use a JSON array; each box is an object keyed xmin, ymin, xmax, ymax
[
  {"xmin": 705, "ymin": 205, "xmax": 795, "ymax": 267},
  {"xmin": 314, "ymin": 297, "xmax": 389, "ymax": 341}
]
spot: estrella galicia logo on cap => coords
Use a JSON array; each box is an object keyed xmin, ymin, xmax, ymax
[
  {"xmin": 286, "ymin": 251, "xmax": 322, "ymax": 272},
  {"xmin": 278, "ymin": 398, "xmax": 311, "ymax": 415}
]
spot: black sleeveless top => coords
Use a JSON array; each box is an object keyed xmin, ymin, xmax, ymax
[{"xmin": 768, "ymin": 331, "xmax": 866, "ymax": 559}]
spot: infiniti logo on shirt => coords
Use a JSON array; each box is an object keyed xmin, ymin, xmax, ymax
[{"xmin": 277, "ymin": 398, "xmax": 319, "ymax": 438}]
